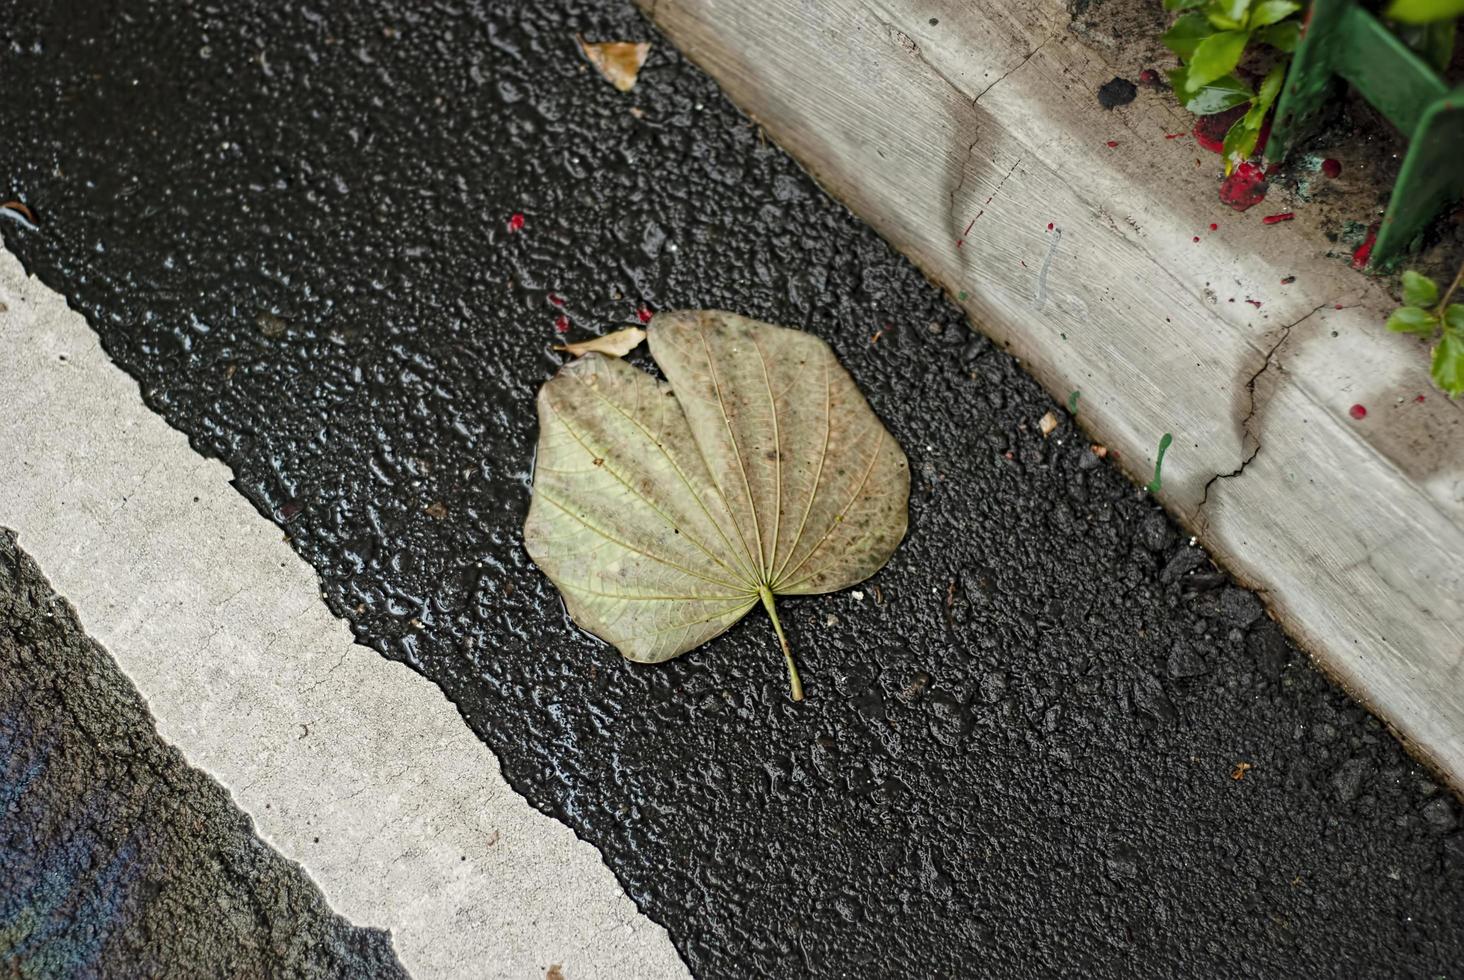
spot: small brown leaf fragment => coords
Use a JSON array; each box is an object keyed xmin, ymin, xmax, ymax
[
  {"xmin": 425, "ymin": 500, "xmax": 448, "ymax": 519},
  {"xmin": 576, "ymin": 35, "xmax": 650, "ymax": 92},
  {"xmin": 1231, "ymin": 761, "xmax": 1252, "ymax": 781},
  {"xmin": 1038, "ymin": 411, "xmax": 1058, "ymax": 438},
  {"xmin": 553, "ymin": 326, "xmax": 646, "ymax": 359},
  {"xmin": 1, "ymin": 200, "xmax": 36, "ymax": 223},
  {"xmin": 546, "ymin": 966, "xmax": 565, "ymax": 980},
  {"xmin": 1091, "ymin": 443, "xmax": 1108, "ymax": 459}
]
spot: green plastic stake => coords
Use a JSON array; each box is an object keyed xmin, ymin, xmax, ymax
[{"xmin": 1267, "ymin": 0, "xmax": 1464, "ymax": 268}]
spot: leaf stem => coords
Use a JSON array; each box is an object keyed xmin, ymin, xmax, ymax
[{"xmin": 758, "ymin": 586, "xmax": 804, "ymax": 702}]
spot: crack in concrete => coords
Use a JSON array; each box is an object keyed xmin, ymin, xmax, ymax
[
  {"xmin": 971, "ymin": 34, "xmax": 1057, "ymax": 105},
  {"xmin": 950, "ymin": 151, "xmax": 1025, "ymax": 242},
  {"xmin": 1196, "ymin": 301, "xmax": 1334, "ymax": 522},
  {"xmin": 869, "ymin": 6, "xmax": 1053, "ymax": 113},
  {"xmin": 298, "ymin": 648, "xmax": 350, "ymax": 695},
  {"xmin": 948, "ymin": 139, "xmax": 980, "ymax": 215}
]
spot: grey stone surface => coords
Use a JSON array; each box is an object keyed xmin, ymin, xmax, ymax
[{"xmin": 0, "ymin": 529, "xmax": 408, "ymax": 979}]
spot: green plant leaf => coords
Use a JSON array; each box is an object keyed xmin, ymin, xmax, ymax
[
  {"xmin": 1222, "ymin": 115, "xmax": 1263, "ymax": 164},
  {"xmin": 1172, "ymin": 70, "xmax": 1254, "ymax": 113},
  {"xmin": 1165, "ymin": 0, "xmax": 1207, "ymax": 9},
  {"xmin": 1446, "ymin": 304, "xmax": 1464, "ymax": 330},
  {"xmin": 1424, "ymin": 20, "xmax": 1456, "ymax": 72},
  {"xmin": 1253, "ymin": 61, "xmax": 1285, "ymax": 112},
  {"xmin": 524, "ymin": 310, "xmax": 910, "ymax": 699},
  {"xmin": 1249, "ymin": 0, "xmax": 1301, "ymax": 26},
  {"xmin": 1206, "ymin": 0, "xmax": 1251, "ymax": 29},
  {"xmin": 1386, "ymin": 305, "xmax": 1441, "ymax": 334},
  {"xmin": 1401, "ymin": 270, "xmax": 1440, "ymax": 308},
  {"xmin": 1163, "ymin": 12, "xmax": 1217, "ymax": 57},
  {"xmin": 1385, "ymin": 0, "xmax": 1464, "ymax": 25},
  {"xmin": 1187, "ymin": 30, "xmax": 1251, "ymax": 88},
  {"xmin": 1432, "ymin": 326, "xmax": 1464, "ymax": 397},
  {"xmin": 1255, "ymin": 20, "xmax": 1301, "ymax": 49}
]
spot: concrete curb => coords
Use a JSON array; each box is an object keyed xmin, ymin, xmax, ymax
[
  {"xmin": 639, "ymin": 0, "xmax": 1464, "ymax": 787},
  {"xmin": 0, "ymin": 247, "xmax": 688, "ymax": 980}
]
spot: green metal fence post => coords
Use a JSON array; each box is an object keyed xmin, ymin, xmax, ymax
[{"xmin": 1266, "ymin": 0, "xmax": 1464, "ymax": 268}]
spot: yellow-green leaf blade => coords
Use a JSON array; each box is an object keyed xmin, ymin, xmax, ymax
[
  {"xmin": 524, "ymin": 353, "xmax": 757, "ymax": 662},
  {"xmin": 647, "ymin": 310, "xmax": 909, "ymax": 597}
]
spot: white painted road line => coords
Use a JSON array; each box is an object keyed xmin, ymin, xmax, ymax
[{"xmin": 0, "ymin": 247, "xmax": 689, "ymax": 980}]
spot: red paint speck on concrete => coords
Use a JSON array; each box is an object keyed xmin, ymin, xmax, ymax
[
  {"xmin": 508, "ymin": 212, "xmax": 525, "ymax": 232},
  {"xmin": 1321, "ymin": 158, "xmax": 1342, "ymax": 178},
  {"xmin": 1352, "ymin": 225, "xmax": 1378, "ymax": 269},
  {"xmin": 1261, "ymin": 212, "xmax": 1294, "ymax": 225},
  {"xmin": 1047, "ymin": 222, "xmax": 1054, "ymax": 231},
  {"xmin": 1219, "ymin": 161, "xmax": 1268, "ymax": 211},
  {"xmin": 1106, "ymin": 140, "xmax": 1119, "ymax": 148},
  {"xmin": 1349, "ymin": 404, "xmax": 1367, "ymax": 420},
  {"xmin": 1209, "ymin": 223, "xmax": 1218, "ymax": 231},
  {"xmin": 1415, "ymin": 394, "xmax": 1427, "ymax": 403},
  {"xmin": 1246, "ymin": 299, "xmax": 1262, "ymax": 308},
  {"xmin": 548, "ymin": 293, "xmax": 565, "ymax": 306},
  {"xmin": 637, "ymin": 306, "xmax": 653, "ymax": 324},
  {"xmin": 1194, "ymin": 105, "xmax": 1248, "ymax": 153},
  {"xmin": 554, "ymin": 314, "xmax": 569, "ymax": 333},
  {"xmin": 1193, "ymin": 236, "xmax": 1200, "ymax": 242}
]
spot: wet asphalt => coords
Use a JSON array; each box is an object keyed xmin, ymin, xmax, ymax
[
  {"xmin": 2, "ymin": 0, "xmax": 1462, "ymax": 976},
  {"xmin": 0, "ymin": 531, "xmax": 408, "ymax": 977}
]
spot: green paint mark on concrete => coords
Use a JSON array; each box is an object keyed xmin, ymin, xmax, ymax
[{"xmin": 1146, "ymin": 432, "xmax": 1173, "ymax": 494}]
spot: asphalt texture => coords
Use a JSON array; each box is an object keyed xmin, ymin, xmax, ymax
[
  {"xmin": 2, "ymin": 1, "xmax": 1462, "ymax": 976},
  {"xmin": 0, "ymin": 531, "xmax": 408, "ymax": 978}
]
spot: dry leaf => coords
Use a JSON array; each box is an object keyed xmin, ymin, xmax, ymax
[
  {"xmin": 553, "ymin": 326, "xmax": 646, "ymax": 359},
  {"xmin": 576, "ymin": 35, "xmax": 650, "ymax": 92},
  {"xmin": 525, "ymin": 311, "xmax": 910, "ymax": 700},
  {"xmin": 1038, "ymin": 411, "xmax": 1058, "ymax": 438},
  {"xmin": 1091, "ymin": 444, "xmax": 1108, "ymax": 458}
]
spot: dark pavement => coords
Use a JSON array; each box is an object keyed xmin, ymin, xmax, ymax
[{"xmin": 1, "ymin": 0, "xmax": 1462, "ymax": 976}]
